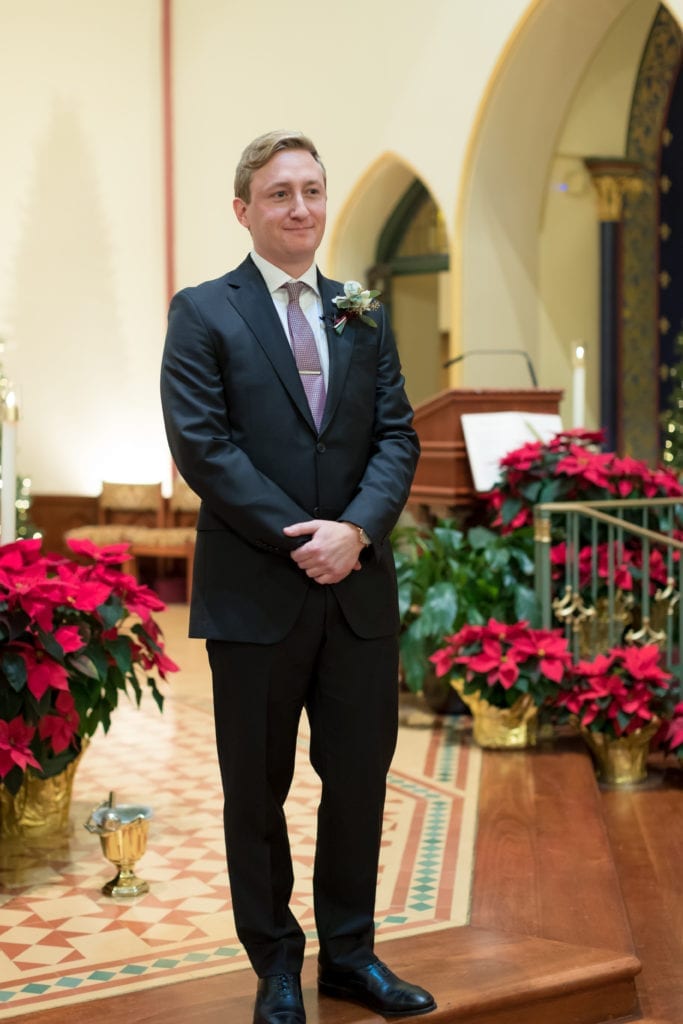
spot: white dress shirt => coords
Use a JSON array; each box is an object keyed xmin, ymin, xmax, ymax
[{"xmin": 250, "ymin": 250, "xmax": 330, "ymax": 388}]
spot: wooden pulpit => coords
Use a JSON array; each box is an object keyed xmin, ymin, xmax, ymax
[{"xmin": 407, "ymin": 388, "xmax": 564, "ymax": 520}]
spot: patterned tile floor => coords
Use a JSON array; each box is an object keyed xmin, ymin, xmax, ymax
[{"xmin": 0, "ymin": 607, "xmax": 480, "ymax": 1019}]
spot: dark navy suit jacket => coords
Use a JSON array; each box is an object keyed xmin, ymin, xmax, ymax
[{"xmin": 160, "ymin": 255, "xmax": 420, "ymax": 643}]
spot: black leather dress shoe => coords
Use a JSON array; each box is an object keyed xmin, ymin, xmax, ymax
[
  {"xmin": 253, "ymin": 973, "xmax": 305, "ymax": 1024},
  {"xmin": 318, "ymin": 959, "xmax": 436, "ymax": 1017}
]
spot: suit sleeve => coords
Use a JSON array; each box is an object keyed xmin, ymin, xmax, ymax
[
  {"xmin": 338, "ymin": 305, "xmax": 420, "ymax": 547},
  {"xmin": 160, "ymin": 289, "xmax": 310, "ymax": 554}
]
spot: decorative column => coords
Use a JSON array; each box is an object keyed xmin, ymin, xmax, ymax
[{"xmin": 584, "ymin": 158, "xmax": 645, "ymax": 452}]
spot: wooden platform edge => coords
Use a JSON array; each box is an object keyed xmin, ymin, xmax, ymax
[{"xmin": 15, "ymin": 925, "xmax": 640, "ymax": 1024}]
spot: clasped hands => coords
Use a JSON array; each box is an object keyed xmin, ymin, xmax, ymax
[{"xmin": 283, "ymin": 519, "xmax": 363, "ymax": 584}]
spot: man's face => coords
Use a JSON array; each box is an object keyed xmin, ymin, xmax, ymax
[{"xmin": 233, "ymin": 149, "xmax": 327, "ymax": 274}]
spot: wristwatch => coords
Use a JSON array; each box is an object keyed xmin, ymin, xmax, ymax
[{"xmin": 357, "ymin": 526, "xmax": 371, "ymax": 547}]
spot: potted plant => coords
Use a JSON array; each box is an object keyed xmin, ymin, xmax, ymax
[
  {"xmin": 555, "ymin": 643, "xmax": 672, "ymax": 784},
  {"xmin": 485, "ymin": 429, "xmax": 683, "ymax": 660},
  {"xmin": 429, "ymin": 618, "xmax": 571, "ymax": 747},
  {"xmin": 484, "ymin": 427, "xmax": 683, "ymax": 535},
  {"xmin": 0, "ymin": 537, "xmax": 177, "ymax": 837},
  {"xmin": 392, "ymin": 520, "xmax": 538, "ymax": 711}
]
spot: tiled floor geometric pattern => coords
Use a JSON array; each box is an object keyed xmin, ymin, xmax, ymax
[{"xmin": 0, "ymin": 611, "xmax": 480, "ymax": 1019}]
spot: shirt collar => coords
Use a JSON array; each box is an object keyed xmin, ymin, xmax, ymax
[{"xmin": 250, "ymin": 250, "xmax": 320, "ymax": 298}]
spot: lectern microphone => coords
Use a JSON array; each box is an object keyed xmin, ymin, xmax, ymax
[{"xmin": 443, "ymin": 349, "xmax": 538, "ymax": 388}]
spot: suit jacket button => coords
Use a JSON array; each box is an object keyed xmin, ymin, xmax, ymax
[{"xmin": 316, "ymin": 442, "xmax": 326, "ymax": 453}]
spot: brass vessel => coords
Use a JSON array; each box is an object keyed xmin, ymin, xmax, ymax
[{"xmin": 85, "ymin": 796, "xmax": 153, "ymax": 897}]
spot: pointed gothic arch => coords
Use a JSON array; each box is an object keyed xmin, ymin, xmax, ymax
[{"xmin": 328, "ymin": 156, "xmax": 449, "ymax": 406}]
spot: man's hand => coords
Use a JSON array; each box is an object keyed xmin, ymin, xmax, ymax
[{"xmin": 283, "ymin": 520, "xmax": 363, "ymax": 584}]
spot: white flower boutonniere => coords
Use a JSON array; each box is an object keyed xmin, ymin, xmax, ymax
[{"xmin": 328, "ymin": 281, "xmax": 381, "ymax": 335}]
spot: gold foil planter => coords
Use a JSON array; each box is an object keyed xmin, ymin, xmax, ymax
[
  {"xmin": 451, "ymin": 679, "xmax": 538, "ymax": 749},
  {"xmin": 578, "ymin": 720, "xmax": 659, "ymax": 785},
  {"xmin": 0, "ymin": 745, "xmax": 86, "ymax": 840}
]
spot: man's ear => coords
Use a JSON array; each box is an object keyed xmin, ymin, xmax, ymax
[{"xmin": 233, "ymin": 197, "xmax": 249, "ymax": 229}]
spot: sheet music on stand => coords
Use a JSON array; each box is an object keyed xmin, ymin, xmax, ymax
[{"xmin": 461, "ymin": 411, "xmax": 563, "ymax": 492}]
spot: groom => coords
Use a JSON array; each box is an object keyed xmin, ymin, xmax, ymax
[{"xmin": 160, "ymin": 130, "xmax": 435, "ymax": 1023}]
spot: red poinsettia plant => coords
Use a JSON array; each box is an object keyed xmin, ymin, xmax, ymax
[
  {"xmin": 656, "ymin": 702, "xmax": 683, "ymax": 760},
  {"xmin": 0, "ymin": 538, "xmax": 178, "ymax": 795},
  {"xmin": 430, "ymin": 618, "xmax": 572, "ymax": 709},
  {"xmin": 485, "ymin": 428, "xmax": 683, "ymax": 534},
  {"xmin": 555, "ymin": 644, "xmax": 672, "ymax": 739},
  {"xmin": 550, "ymin": 540, "xmax": 673, "ymax": 593}
]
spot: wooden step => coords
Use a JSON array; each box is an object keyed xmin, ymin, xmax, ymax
[
  {"xmin": 471, "ymin": 734, "xmax": 636, "ymax": 953},
  {"xmin": 26, "ymin": 926, "xmax": 638, "ymax": 1024},
  {"xmin": 30, "ymin": 925, "xmax": 639, "ymax": 1024}
]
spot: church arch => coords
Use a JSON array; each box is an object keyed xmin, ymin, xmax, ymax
[{"xmin": 455, "ymin": 0, "xmax": 678, "ymax": 450}]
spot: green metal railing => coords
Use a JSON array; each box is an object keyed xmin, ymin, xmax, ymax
[{"xmin": 534, "ymin": 498, "xmax": 683, "ymax": 689}]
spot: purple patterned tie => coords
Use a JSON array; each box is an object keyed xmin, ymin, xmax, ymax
[{"xmin": 285, "ymin": 281, "xmax": 326, "ymax": 430}]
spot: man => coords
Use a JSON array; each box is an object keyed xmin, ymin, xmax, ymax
[{"xmin": 160, "ymin": 130, "xmax": 435, "ymax": 1023}]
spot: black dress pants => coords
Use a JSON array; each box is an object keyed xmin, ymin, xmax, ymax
[{"xmin": 207, "ymin": 583, "xmax": 399, "ymax": 978}]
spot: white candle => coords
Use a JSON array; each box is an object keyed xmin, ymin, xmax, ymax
[
  {"xmin": 572, "ymin": 343, "xmax": 586, "ymax": 428},
  {"xmin": 1, "ymin": 390, "xmax": 18, "ymax": 545}
]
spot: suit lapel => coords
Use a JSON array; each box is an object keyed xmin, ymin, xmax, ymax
[
  {"xmin": 318, "ymin": 273, "xmax": 355, "ymax": 433},
  {"xmin": 224, "ymin": 259, "xmax": 357, "ymax": 436},
  {"xmin": 225, "ymin": 257, "xmax": 316, "ymax": 431}
]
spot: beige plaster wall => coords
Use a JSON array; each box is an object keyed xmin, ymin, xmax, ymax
[
  {"xmin": 0, "ymin": 0, "xmax": 166, "ymax": 495},
  {"xmin": 171, "ymin": 0, "xmax": 530, "ymax": 287},
  {"xmin": 2, "ymin": 0, "xmax": 681, "ymax": 495}
]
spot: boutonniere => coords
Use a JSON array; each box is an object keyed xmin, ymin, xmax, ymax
[{"xmin": 325, "ymin": 281, "xmax": 381, "ymax": 335}]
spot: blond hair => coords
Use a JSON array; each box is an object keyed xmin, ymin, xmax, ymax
[{"xmin": 234, "ymin": 130, "xmax": 326, "ymax": 203}]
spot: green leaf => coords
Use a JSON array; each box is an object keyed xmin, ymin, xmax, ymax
[
  {"xmin": 97, "ymin": 595, "xmax": 125, "ymax": 631},
  {"xmin": 147, "ymin": 677, "xmax": 165, "ymax": 713},
  {"xmin": 514, "ymin": 585, "xmax": 541, "ymax": 626},
  {"xmin": 487, "ymin": 546, "xmax": 510, "ymax": 571},
  {"xmin": 538, "ymin": 477, "xmax": 564, "ymax": 503},
  {"xmin": 1, "ymin": 652, "xmax": 27, "ymax": 692},
  {"xmin": 132, "ymin": 621, "xmax": 162, "ymax": 655},
  {"xmin": 1, "ymin": 764, "xmax": 24, "ymax": 796},
  {"xmin": 399, "ymin": 631, "xmax": 428, "ymax": 692},
  {"xmin": 397, "ymin": 579, "xmax": 414, "ymax": 623},
  {"xmin": 37, "ymin": 627, "xmax": 66, "ymax": 663},
  {"xmin": 466, "ymin": 526, "xmax": 496, "ymax": 550},
  {"xmin": 105, "ymin": 635, "xmax": 133, "ymax": 675},
  {"xmin": 616, "ymin": 710, "xmax": 631, "ymax": 731},
  {"xmin": 519, "ymin": 480, "xmax": 543, "ymax": 503},
  {"xmin": 433, "ymin": 525, "xmax": 463, "ymax": 553},
  {"xmin": 0, "ymin": 607, "xmax": 30, "ymax": 642},
  {"xmin": 501, "ymin": 497, "xmax": 523, "ymax": 526},
  {"xmin": 35, "ymin": 744, "xmax": 81, "ymax": 779},
  {"xmin": 69, "ymin": 654, "xmax": 101, "ymax": 681},
  {"xmin": 127, "ymin": 670, "xmax": 143, "ymax": 705},
  {"xmin": 414, "ymin": 582, "xmax": 458, "ymax": 638}
]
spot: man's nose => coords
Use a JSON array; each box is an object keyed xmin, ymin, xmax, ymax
[{"xmin": 289, "ymin": 192, "xmax": 309, "ymax": 216}]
